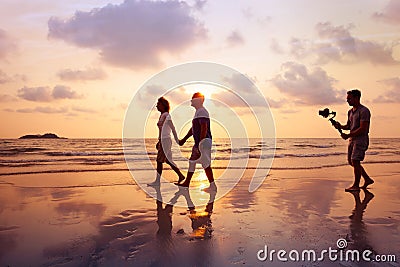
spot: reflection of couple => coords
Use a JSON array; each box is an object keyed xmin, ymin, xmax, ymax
[
  {"xmin": 148, "ymin": 92, "xmax": 217, "ymax": 192},
  {"xmin": 156, "ymin": 186, "xmax": 216, "ymax": 240}
]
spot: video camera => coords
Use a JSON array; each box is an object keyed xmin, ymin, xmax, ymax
[{"xmin": 318, "ymin": 108, "xmax": 342, "ymax": 134}]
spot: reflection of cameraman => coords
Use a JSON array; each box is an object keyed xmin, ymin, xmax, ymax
[{"xmin": 334, "ymin": 89, "xmax": 374, "ymax": 192}]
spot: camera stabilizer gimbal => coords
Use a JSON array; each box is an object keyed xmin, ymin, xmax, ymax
[{"xmin": 318, "ymin": 108, "xmax": 342, "ymax": 134}]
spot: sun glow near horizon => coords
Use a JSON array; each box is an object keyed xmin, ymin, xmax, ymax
[{"xmin": 182, "ymin": 83, "xmax": 223, "ymax": 100}]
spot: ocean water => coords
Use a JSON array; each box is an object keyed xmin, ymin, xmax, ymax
[{"xmin": 1, "ymin": 138, "xmax": 399, "ymax": 177}]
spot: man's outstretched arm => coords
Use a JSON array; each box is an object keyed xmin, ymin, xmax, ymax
[{"xmin": 179, "ymin": 128, "xmax": 192, "ymax": 146}]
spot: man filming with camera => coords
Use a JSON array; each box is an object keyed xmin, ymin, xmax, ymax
[{"xmin": 334, "ymin": 89, "xmax": 374, "ymax": 192}]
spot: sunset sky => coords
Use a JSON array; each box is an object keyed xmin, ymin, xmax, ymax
[{"xmin": 1, "ymin": 0, "xmax": 399, "ymax": 138}]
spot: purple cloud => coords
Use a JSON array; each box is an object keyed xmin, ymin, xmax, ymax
[
  {"xmin": 289, "ymin": 22, "xmax": 399, "ymax": 65},
  {"xmin": 265, "ymin": 97, "xmax": 287, "ymax": 109},
  {"xmin": 192, "ymin": 0, "xmax": 207, "ymax": 11},
  {"xmin": 0, "ymin": 70, "xmax": 12, "ymax": 84},
  {"xmin": 226, "ymin": 30, "xmax": 245, "ymax": 47},
  {"xmin": 0, "ymin": 94, "xmax": 17, "ymax": 102},
  {"xmin": 71, "ymin": 106, "xmax": 98, "ymax": 113},
  {"xmin": 11, "ymin": 106, "xmax": 98, "ymax": 114},
  {"xmin": 16, "ymin": 106, "xmax": 68, "ymax": 114},
  {"xmin": 48, "ymin": 0, "xmax": 207, "ymax": 69},
  {"xmin": 18, "ymin": 86, "xmax": 53, "ymax": 102},
  {"xmin": 270, "ymin": 39, "xmax": 285, "ymax": 54},
  {"xmin": 0, "ymin": 70, "xmax": 27, "ymax": 84},
  {"xmin": 0, "ymin": 28, "xmax": 17, "ymax": 59},
  {"xmin": 373, "ymin": 0, "xmax": 400, "ymax": 25},
  {"xmin": 52, "ymin": 85, "xmax": 80, "ymax": 99},
  {"xmin": 58, "ymin": 68, "xmax": 107, "ymax": 81},
  {"xmin": 18, "ymin": 86, "xmax": 81, "ymax": 102},
  {"xmin": 271, "ymin": 62, "xmax": 343, "ymax": 106},
  {"xmin": 374, "ymin": 77, "xmax": 400, "ymax": 103},
  {"xmin": 207, "ymin": 73, "xmax": 271, "ymax": 109}
]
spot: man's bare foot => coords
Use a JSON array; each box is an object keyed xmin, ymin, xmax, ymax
[
  {"xmin": 345, "ymin": 186, "xmax": 360, "ymax": 192},
  {"xmin": 361, "ymin": 179, "xmax": 374, "ymax": 189},
  {"xmin": 174, "ymin": 181, "xmax": 189, "ymax": 187}
]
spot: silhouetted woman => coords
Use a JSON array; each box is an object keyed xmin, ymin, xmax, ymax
[{"xmin": 148, "ymin": 97, "xmax": 185, "ymax": 186}]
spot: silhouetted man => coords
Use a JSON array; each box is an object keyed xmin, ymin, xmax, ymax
[
  {"xmin": 176, "ymin": 92, "xmax": 217, "ymax": 192},
  {"xmin": 335, "ymin": 89, "xmax": 374, "ymax": 192}
]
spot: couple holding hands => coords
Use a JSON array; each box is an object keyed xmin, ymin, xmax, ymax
[{"xmin": 148, "ymin": 92, "xmax": 217, "ymax": 192}]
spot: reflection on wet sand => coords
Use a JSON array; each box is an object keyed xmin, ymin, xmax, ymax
[
  {"xmin": 347, "ymin": 189, "xmax": 375, "ymax": 254},
  {"xmin": 189, "ymin": 200, "xmax": 214, "ymax": 239},
  {"xmin": 153, "ymin": 183, "xmax": 215, "ymax": 239},
  {"xmin": 0, "ymin": 230, "xmax": 17, "ymax": 260},
  {"xmin": 75, "ymin": 185, "xmax": 219, "ymax": 266},
  {"xmin": 155, "ymin": 185, "xmax": 216, "ymax": 240},
  {"xmin": 166, "ymin": 187, "xmax": 215, "ymax": 240},
  {"xmin": 153, "ymin": 186, "xmax": 217, "ymax": 266},
  {"xmin": 92, "ymin": 208, "xmax": 155, "ymax": 264},
  {"xmin": 223, "ymin": 174, "xmax": 256, "ymax": 212},
  {"xmin": 55, "ymin": 201, "xmax": 106, "ymax": 226},
  {"xmin": 156, "ymin": 200, "xmax": 173, "ymax": 237}
]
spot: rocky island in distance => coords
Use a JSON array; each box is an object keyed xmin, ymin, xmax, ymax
[{"xmin": 19, "ymin": 133, "xmax": 66, "ymax": 139}]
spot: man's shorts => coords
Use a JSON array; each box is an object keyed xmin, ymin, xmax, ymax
[
  {"xmin": 348, "ymin": 138, "xmax": 369, "ymax": 162},
  {"xmin": 188, "ymin": 138, "xmax": 212, "ymax": 172},
  {"xmin": 156, "ymin": 138, "xmax": 173, "ymax": 163}
]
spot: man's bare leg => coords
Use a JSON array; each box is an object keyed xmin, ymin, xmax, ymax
[
  {"xmin": 345, "ymin": 160, "xmax": 361, "ymax": 191},
  {"xmin": 176, "ymin": 171, "xmax": 194, "ymax": 187},
  {"xmin": 360, "ymin": 165, "xmax": 374, "ymax": 188},
  {"xmin": 203, "ymin": 166, "xmax": 217, "ymax": 192}
]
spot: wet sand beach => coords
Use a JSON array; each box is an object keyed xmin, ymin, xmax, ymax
[{"xmin": 1, "ymin": 161, "xmax": 399, "ymax": 266}]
